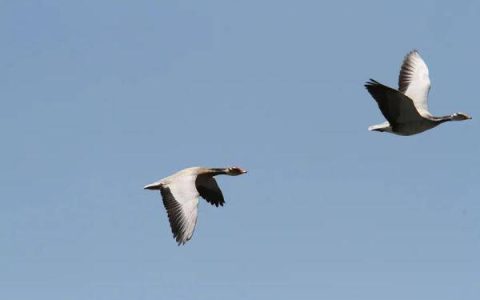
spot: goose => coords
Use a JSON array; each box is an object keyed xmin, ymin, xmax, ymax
[
  {"xmin": 144, "ymin": 166, "xmax": 247, "ymax": 245},
  {"xmin": 365, "ymin": 50, "xmax": 471, "ymax": 136}
]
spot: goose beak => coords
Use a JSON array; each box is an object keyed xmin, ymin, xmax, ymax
[{"xmin": 235, "ymin": 167, "xmax": 247, "ymax": 174}]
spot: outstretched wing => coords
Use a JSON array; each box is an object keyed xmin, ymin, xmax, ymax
[
  {"xmin": 398, "ymin": 50, "xmax": 431, "ymax": 116},
  {"xmin": 195, "ymin": 174, "xmax": 225, "ymax": 207},
  {"xmin": 160, "ymin": 175, "xmax": 199, "ymax": 245},
  {"xmin": 365, "ymin": 79, "xmax": 423, "ymax": 125}
]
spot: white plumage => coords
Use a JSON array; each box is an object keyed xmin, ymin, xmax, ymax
[
  {"xmin": 144, "ymin": 166, "xmax": 247, "ymax": 245},
  {"xmin": 398, "ymin": 50, "xmax": 432, "ymax": 117}
]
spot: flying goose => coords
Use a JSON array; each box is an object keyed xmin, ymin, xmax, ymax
[
  {"xmin": 144, "ymin": 166, "xmax": 247, "ymax": 245},
  {"xmin": 365, "ymin": 50, "xmax": 471, "ymax": 135}
]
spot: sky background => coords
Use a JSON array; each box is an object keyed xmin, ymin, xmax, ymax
[{"xmin": 1, "ymin": 1, "xmax": 479, "ymax": 299}]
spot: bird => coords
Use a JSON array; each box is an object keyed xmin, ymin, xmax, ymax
[
  {"xmin": 365, "ymin": 50, "xmax": 471, "ymax": 136},
  {"xmin": 144, "ymin": 166, "xmax": 247, "ymax": 245}
]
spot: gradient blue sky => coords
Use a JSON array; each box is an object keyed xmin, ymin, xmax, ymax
[{"xmin": 1, "ymin": 1, "xmax": 479, "ymax": 299}]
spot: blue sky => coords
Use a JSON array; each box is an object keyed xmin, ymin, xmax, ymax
[{"xmin": 1, "ymin": 1, "xmax": 479, "ymax": 299}]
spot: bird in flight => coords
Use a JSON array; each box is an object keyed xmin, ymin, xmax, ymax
[
  {"xmin": 365, "ymin": 50, "xmax": 471, "ymax": 136},
  {"xmin": 144, "ymin": 166, "xmax": 247, "ymax": 245}
]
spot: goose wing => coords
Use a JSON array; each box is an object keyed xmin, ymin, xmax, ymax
[
  {"xmin": 398, "ymin": 50, "xmax": 431, "ymax": 116},
  {"xmin": 160, "ymin": 175, "xmax": 199, "ymax": 245},
  {"xmin": 365, "ymin": 79, "xmax": 423, "ymax": 125},
  {"xmin": 195, "ymin": 174, "xmax": 225, "ymax": 207}
]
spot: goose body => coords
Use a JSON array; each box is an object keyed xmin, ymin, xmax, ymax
[
  {"xmin": 144, "ymin": 166, "xmax": 247, "ymax": 245},
  {"xmin": 365, "ymin": 50, "xmax": 471, "ymax": 136}
]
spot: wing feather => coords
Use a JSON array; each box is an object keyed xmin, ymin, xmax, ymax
[
  {"xmin": 398, "ymin": 50, "xmax": 431, "ymax": 116},
  {"xmin": 195, "ymin": 175, "xmax": 225, "ymax": 207},
  {"xmin": 365, "ymin": 79, "xmax": 423, "ymax": 125},
  {"xmin": 160, "ymin": 175, "xmax": 199, "ymax": 245}
]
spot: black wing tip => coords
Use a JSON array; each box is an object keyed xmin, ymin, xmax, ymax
[
  {"xmin": 176, "ymin": 237, "xmax": 188, "ymax": 246},
  {"xmin": 174, "ymin": 230, "xmax": 191, "ymax": 245},
  {"xmin": 364, "ymin": 78, "xmax": 380, "ymax": 88}
]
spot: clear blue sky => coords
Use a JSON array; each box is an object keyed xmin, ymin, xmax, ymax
[{"xmin": 1, "ymin": 1, "xmax": 479, "ymax": 299}]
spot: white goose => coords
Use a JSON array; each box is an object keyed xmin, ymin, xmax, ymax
[
  {"xmin": 365, "ymin": 50, "xmax": 471, "ymax": 136},
  {"xmin": 144, "ymin": 166, "xmax": 247, "ymax": 245}
]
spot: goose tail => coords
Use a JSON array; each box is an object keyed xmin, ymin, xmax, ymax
[
  {"xmin": 368, "ymin": 121, "xmax": 390, "ymax": 132},
  {"xmin": 144, "ymin": 181, "xmax": 162, "ymax": 190}
]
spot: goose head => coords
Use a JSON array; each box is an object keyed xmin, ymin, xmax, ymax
[
  {"xmin": 451, "ymin": 112, "xmax": 472, "ymax": 121},
  {"xmin": 225, "ymin": 167, "xmax": 247, "ymax": 176}
]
